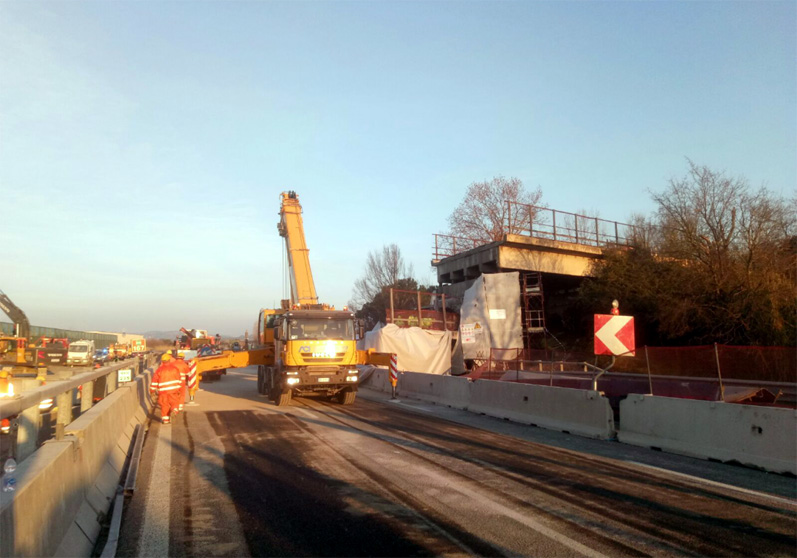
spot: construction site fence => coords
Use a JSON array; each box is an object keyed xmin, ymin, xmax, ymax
[
  {"xmin": 0, "ymin": 321, "xmax": 118, "ymax": 349},
  {"xmin": 477, "ymin": 345, "xmax": 796, "ymax": 384},
  {"xmin": 384, "ymin": 288, "xmax": 459, "ymax": 331}
]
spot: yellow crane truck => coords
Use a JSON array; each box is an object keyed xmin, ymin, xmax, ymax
[{"xmin": 194, "ymin": 191, "xmax": 387, "ymax": 405}]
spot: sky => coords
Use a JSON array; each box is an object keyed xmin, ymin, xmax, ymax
[{"xmin": 1, "ymin": 0, "xmax": 794, "ymax": 336}]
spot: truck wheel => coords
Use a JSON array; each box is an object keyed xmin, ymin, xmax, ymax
[
  {"xmin": 275, "ymin": 389, "xmax": 292, "ymax": 406},
  {"xmin": 338, "ymin": 390, "xmax": 356, "ymax": 405},
  {"xmin": 266, "ymin": 369, "xmax": 278, "ymax": 401}
]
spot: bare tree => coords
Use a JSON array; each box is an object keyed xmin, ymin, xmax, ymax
[
  {"xmin": 581, "ymin": 160, "xmax": 795, "ymax": 346},
  {"xmin": 653, "ymin": 160, "xmax": 794, "ymax": 295},
  {"xmin": 447, "ymin": 176, "xmax": 543, "ymax": 243},
  {"xmin": 350, "ymin": 244, "xmax": 414, "ymax": 310}
]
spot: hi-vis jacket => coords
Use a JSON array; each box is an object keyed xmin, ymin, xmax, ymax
[
  {"xmin": 151, "ymin": 362, "xmax": 182, "ymax": 393},
  {"xmin": 173, "ymin": 359, "xmax": 190, "ymax": 386}
]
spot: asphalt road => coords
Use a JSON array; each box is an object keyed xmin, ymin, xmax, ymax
[{"xmin": 116, "ymin": 367, "xmax": 797, "ymax": 557}]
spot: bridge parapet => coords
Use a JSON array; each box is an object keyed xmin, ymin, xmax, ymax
[{"xmin": 433, "ymin": 202, "xmax": 637, "ymax": 262}]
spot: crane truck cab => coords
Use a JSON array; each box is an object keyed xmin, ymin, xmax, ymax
[{"xmin": 257, "ymin": 309, "xmax": 364, "ymax": 406}]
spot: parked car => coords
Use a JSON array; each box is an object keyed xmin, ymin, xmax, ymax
[{"xmin": 92, "ymin": 350, "xmax": 108, "ymax": 365}]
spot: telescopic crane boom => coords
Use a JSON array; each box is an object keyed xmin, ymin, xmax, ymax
[{"xmin": 277, "ymin": 191, "xmax": 319, "ymax": 308}]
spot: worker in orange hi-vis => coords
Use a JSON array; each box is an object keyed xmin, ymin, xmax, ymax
[
  {"xmin": 150, "ymin": 353, "xmax": 182, "ymax": 425},
  {"xmin": 171, "ymin": 349, "xmax": 190, "ymax": 412}
]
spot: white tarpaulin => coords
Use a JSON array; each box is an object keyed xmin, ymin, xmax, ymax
[
  {"xmin": 357, "ymin": 322, "xmax": 384, "ymax": 351},
  {"xmin": 362, "ymin": 323, "xmax": 452, "ymax": 375},
  {"xmin": 459, "ymin": 272, "xmax": 523, "ymax": 359}
]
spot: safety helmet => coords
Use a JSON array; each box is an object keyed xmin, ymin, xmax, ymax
[{"xmin": 161, "ymin": 353, "xmax": 172, "ymax": 362}]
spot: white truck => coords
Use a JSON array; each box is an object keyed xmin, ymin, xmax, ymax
[{"xmin": 67, "ymin": 340, "xmax": 96, "ymax": 367}]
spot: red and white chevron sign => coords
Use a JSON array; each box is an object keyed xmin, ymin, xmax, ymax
[{"xmin": 594, "ymin": 315, "xmax": 636, "ymax": 356}]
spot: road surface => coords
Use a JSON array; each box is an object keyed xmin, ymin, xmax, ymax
[{"xmin": 116, "ymin": 366, "xmax": 797, "ymax": 557}]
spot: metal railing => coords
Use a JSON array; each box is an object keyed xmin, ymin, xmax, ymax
[
  {"xmin": 432, "ymin": 202, "xmax": 639, "ymax": 260},
  {"xmin": 0, "ymin": 354, "xmax": 156, "ymax": 463},
  {"xmin": 432, "ymin": 234, "xmax": 483, "ymax": 260},
  {"xmin": 505, "ymin": 201, "xmax": 637, "ymax": 248}
]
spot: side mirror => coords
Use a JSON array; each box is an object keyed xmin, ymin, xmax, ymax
[{"xmin": 358, "ymin": 319, "xmax": 365, "ymax": 340}]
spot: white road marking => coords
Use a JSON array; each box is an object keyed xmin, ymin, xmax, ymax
[
  {"xmin": 138, "ymin": 423, "xmax": 171, "ymax": 557},
  {"xmin": 626, "ymin": 461, "xmax": 797, "ymax": 508}
]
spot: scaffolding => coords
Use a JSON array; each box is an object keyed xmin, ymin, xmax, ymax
[{"xmin": 521, "ymin": 272, "xmax": 546, "ymax": 348}]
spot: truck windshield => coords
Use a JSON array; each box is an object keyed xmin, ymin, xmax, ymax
[
  {"xmin": 289, "ymin": 319, "xmax": 353, "ymax": 340},
  {"xmin": 69, "ymin": 345, "xmax": 88, "ymax": 353}
]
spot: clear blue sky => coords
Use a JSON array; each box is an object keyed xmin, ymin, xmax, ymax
[{"xmin": 1, "ymin": 0, "xmax": 794, "ymax": 336}]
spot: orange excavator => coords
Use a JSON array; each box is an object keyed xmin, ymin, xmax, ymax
[{"xmin": 0, "ymin": 289, "xmax": 30, "ymax": 366}]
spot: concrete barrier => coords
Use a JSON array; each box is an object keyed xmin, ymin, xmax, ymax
[
  {"xmin": 360, "ymin": 369, "xmax": 615, "ymax": 440},
  {"xmin": 397, "ymin": 372, "xmax": 472, "ymax": 410},
  {"xmin": 358, "ymin": 366, "xmax": 391, "ymax": 393},
  {"xmin": 0, "ymin": 370, "xmax": 154, "ymax": 557},
  {"xmin": 619, "ymin": 395, "xmax": 797, "ymax": 475},
  {"xmin": 469, "ymin": 381, "xmax": 616, "ymax": 439}
]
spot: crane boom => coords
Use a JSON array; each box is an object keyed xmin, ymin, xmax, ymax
[{"xmin": 277, "ymin": 191, "xmax": 319, "ymax": 307}]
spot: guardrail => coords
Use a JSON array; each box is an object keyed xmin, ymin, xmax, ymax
[
  {"xmin": 505, "ymin": 201, "xmax": 637, "ymax": 248},
  {"xmin": 432, "ymin": 203, "xmax": 638, "ymax": 260},
  {"xmin": 0, "ymin": 354, "xmax": 156, "ymax": 463}
]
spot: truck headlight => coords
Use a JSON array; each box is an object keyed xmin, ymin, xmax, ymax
[
  {"xmin": 346, "ymin": 375, "xmax": 358, "ymax": 382},
  {"xmin": 286, "ymin": 378, "xmax": 300, "ymax": 385}
]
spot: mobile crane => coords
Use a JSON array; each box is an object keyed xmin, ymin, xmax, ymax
[
  {"xmin": 193, "ymin": 191, "xmax": 388, "ymax": 405},
  {"xmin": 256, "ymin": 191, "xmax": 365, "ymax": 405}
]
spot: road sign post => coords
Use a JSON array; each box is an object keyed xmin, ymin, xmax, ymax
[{"xmin": 389, "ymin": 354, "xmax": 398, "ymax": 400}]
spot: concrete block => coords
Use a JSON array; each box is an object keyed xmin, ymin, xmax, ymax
[
  {"xmin": 619, "ymin": 395, "xmax": 797, "ymax": 475},
  {"xmin": 122, "ymin": 420, "xmax": 136, "ymax": 441},
  {"xmin": 73, "ymin": 498, "xmax": 102, "ymax": 545},
  {"xmin": 398, "ymin": 372, "xmax": 472, "ymax": 409},
  {"xmin": 373, "ymin": 371, "xmax": 615, "ymax": 440},
  {"xmin": 469, "ymin": 381, "xmax": 616, "ymax": 439},
  {"xmin": 86, "ymin": 482, "xmax": 113, "ymax": 520},
  {"xmin": 92, "ymin": 461, "xmax": 119, "ymax": 506},
  {"xmin": 53, "ymin": 521, "xmax": 94, "ymax": 558},
  {"xmin": 109, "ymin": 442, "xmax": 127, "ymax": 474},
  {"xmin": 360, "ymin": 366, "xmax": 391, "ymax": 393}
]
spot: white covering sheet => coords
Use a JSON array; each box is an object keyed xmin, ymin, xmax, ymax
[
  {"xmin": 459, "ymin": 272, "xmax": 523, "ymax": 359},
  {"xmin": 362, "ymin": 323, "xmax": 452, "ymax": 375}
]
